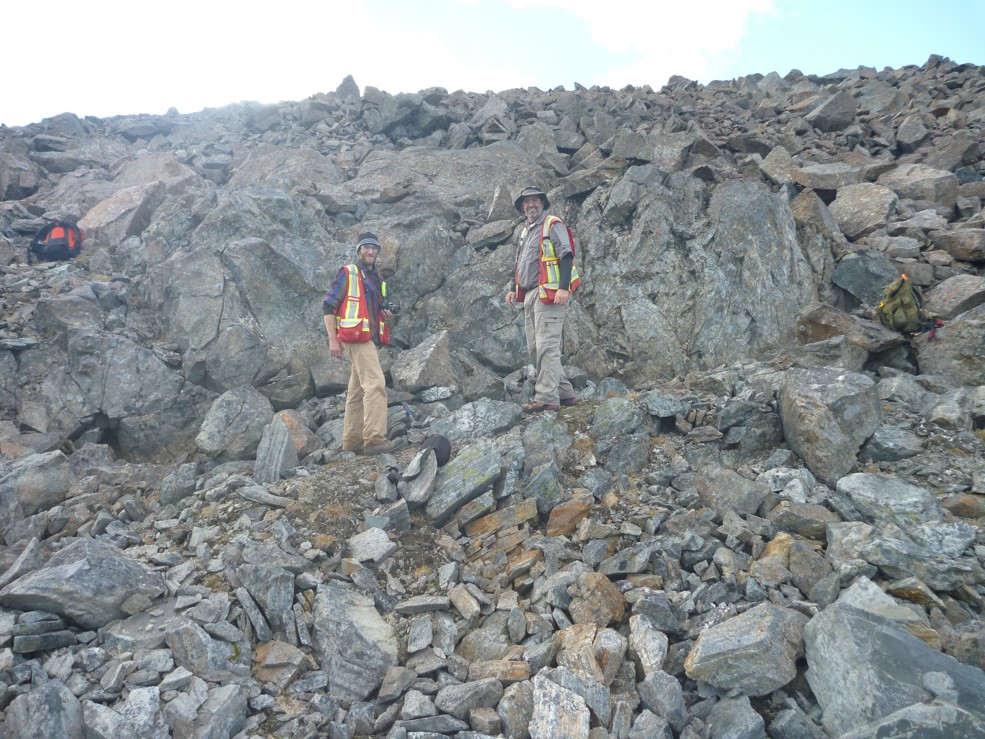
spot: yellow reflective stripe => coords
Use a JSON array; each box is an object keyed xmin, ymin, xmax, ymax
[
  {"xmin": 337, "ymin": 266, "xmax": 389, "ymax": 336},
  {"xmin": 539, "ymin": 216, "xmax": 579, "ymax": 290},
  {"xmin": 378, "ymin": 278, "xmax": 388, "ymax": 336},
  {"xmin": 343, "ymin": 265, "xmax": 362, "ymax": 322},
  {"xmin": 338, "ymin": 264, "xmax": 370, "ymax": 332},
  {"xmin": 541, "ymin": 216, "xmax": 559, "ymax": 288}
]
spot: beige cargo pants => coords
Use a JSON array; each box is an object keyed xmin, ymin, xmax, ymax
[{"xmin": 342, "ymin": 341, "xmax": 388, "ymax": 451}]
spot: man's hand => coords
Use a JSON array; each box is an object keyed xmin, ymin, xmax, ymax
[
  {"xmin": 506, "ymin": 291, "xmax": 517, "ymax": 307},
  {"xmin": 328, "ymin": 336, "xmax": 344, "ymax": 358},
  {"xmin": 381, "ymin": 309, "xmax": 394, "ymax": 321},
  {"xmin": 553, "ymin": 288, "xmax": 570, "ymax": 305}
]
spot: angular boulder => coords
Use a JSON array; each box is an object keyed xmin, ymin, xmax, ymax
[
  {"xmin": 0, "ymin": 538, "xmax": 165, "ymax": 629},
  {"xmin": 804, "ymin": 592, "xmax": 985, "ymax": 736},
  {"xmin": 780, "ymin": 367, "xmax": 882, "ymax": 486},
  {"xmin": 684, "ymin": 602, "xmax": 808, "ymax": 696},
  {"xmin": 312, "ymin": 582, "xmax": 399, "ymax": 702}
]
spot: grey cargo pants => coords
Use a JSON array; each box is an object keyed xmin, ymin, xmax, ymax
[{"xmin": 523, "ymin": 288, "xmax": 575, "ymax": 405}]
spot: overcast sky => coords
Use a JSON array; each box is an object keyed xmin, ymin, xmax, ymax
[{"xmin": 3, "ymin": 0, "xmax": 982, "ymax": 127}]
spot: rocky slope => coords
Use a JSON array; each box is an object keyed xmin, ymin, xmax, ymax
[{"xmin": 1, "ymin": 55, "xmax": 984, "ymax": 738}]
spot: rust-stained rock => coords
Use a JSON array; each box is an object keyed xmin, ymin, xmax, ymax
[
  {"xmin": 568, "ymin": 572, "xmax": 626, "ymax": 628},
  {"xmin": 465, "ymin": 497, "xmax": 538, "ymax": 538},
  {"xmin": 468, "ymin": 659, "xmax": 532, "ymax": 684},
  {"xmin": 545, "ymin": 494, "xmax": 593, "ymax": 537}
]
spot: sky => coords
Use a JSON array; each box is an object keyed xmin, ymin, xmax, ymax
[{"xmin": 3, "ymin": 0, "xmax": 983, "ymax": 128}]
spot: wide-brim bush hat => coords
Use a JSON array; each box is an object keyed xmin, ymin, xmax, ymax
[{"xmin": 513, "ymin": 186, "xmax": 550, "ymax": 212}]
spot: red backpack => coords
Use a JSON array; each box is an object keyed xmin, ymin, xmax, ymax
[{"xmin": 28, "ymin": 220, "xmax": 84, "ymax": 264}]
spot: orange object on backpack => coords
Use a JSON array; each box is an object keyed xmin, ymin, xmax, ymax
[{"xmin": 28, "ymin": 220, "xmax": 84, "ymax": 264}]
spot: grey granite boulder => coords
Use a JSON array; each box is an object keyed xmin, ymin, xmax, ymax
[
  {"xmin": 878, "ymin": 163, "xmax": 959, "ymax": 209},
  {"xmin": 924, "ymin": 273, "xmax": 985, "ymax": 319},
  {"xmin": 425, "ymin": 439, "xmax": 502, "ymax": 525},
  {"xmin": 804, "ymin": 90, "xmax": 858, "ymax": 132},
  {"xmin": 187, "ymin": 683, "xmax": 248, "ymax": 739},
  {"xmin": 915, "ymin": 303, "xmax": 985, "ymax": 387},
  {"xmin": 391, "ymin": 329, "xmax": 460, "ymax": 393},
  {"xmin": 637, "ymin": 670, "xmax": 687, "ymax": 732},
  {"xmin": 428, "ymin": 398, "xmax": 522, "ymax": 443},
  {"xmin": 832, "ymin": 472, "xmax": 944, "ymax": 531},
  {"xmin": 159, "ymin": 462, "xmax": 198, "ymax": 506},
  {"xmin": 695, "ymin": 462, "xmax": 769, "ymax": 519},
  {"xmin": 858, "ymin": 424, "xmax": 925, "ymax": 462},
  {"xmin": 497, "ymin": 680, "xmax": 534, "ymax": 739},
  {"xmin": 0, "ymin": 449, "xmax": 74, "ymax": 519},
  {"xmin": 236, "ymin": 563, "xmax": 295, "ymax": 635},
  {"xmin": 857, "ymin": 527, "xmax": 976, "ymax": 591},
  {"xmin": 528, "ymin": 673, "xmax": 591, "ymax": 739},
  {"xmin": 165, "ymin": 618, "xmax": 247, "ymax": 679},
  {"xmin": 706, "ymin": 694, "xmax": 766, "ymax": 739},
  {"xmin": 433, "ymin": 677, "xmax": 504, "ymax": 721},
  {"xmin": 590, "ymin": 397, "xmax": 643, "ymax": 439},
  {"xmin": 838, "ymin": 701, "xmax": 985, "ymax": 738},
  {"xmin": 397, "ymin": 447, "xmax": 439, "ymax": 505},
  {"xmin": 0, "ymin": 537, "xmax": 43, "ymax": 590},
  {"xmin": 830, "ymin": 249, "xmax": 900, "ymax": 305},
  {"xmin": 1, "ymin": 680, "xmax": 85, "ymax": 739},
  {"xmin": 829, "ymin": 183, "xmax": 898, "ymax": 239}
]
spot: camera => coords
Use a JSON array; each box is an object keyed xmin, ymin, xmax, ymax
[{"xmin": 381, "ymin": 300, "xmax": 399, "ymax": 315}]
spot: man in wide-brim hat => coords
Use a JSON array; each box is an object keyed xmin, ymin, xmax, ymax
[{"xmin": 505, "ymin": 186, "xmax": 581, "ymax": 413}]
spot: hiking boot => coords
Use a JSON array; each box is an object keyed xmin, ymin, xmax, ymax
[
  {"xmin": 559, "ymin": 397, "xmax": 578, "ymax": 407},
  {"xmin": 364, "ymin": 438, "xmax": 407, "ymax": 456},
  {"xmin": 522, "ymin": 401, "xmax": 560, "ymax": 413}
]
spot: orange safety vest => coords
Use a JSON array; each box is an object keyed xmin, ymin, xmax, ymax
[
  {"xmin": 48, "ymin": 223, "xmax": 82, "ymax": 250},
  {"xmin": 520, "ymin": 215, "xmax": 581, "ymax": 304},
  {"xmin": 335, "ymin": 264, "xmax": 390, "ymax": 345}
]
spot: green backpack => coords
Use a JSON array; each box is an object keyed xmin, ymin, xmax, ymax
[{"xmin": 876, "ymin": 274, "xmax": 936, "ymax": 333}]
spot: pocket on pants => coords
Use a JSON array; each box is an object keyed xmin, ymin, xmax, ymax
[{"xmin": 539, "ymin": 314, "xmax": 565, "ymax": 342}]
